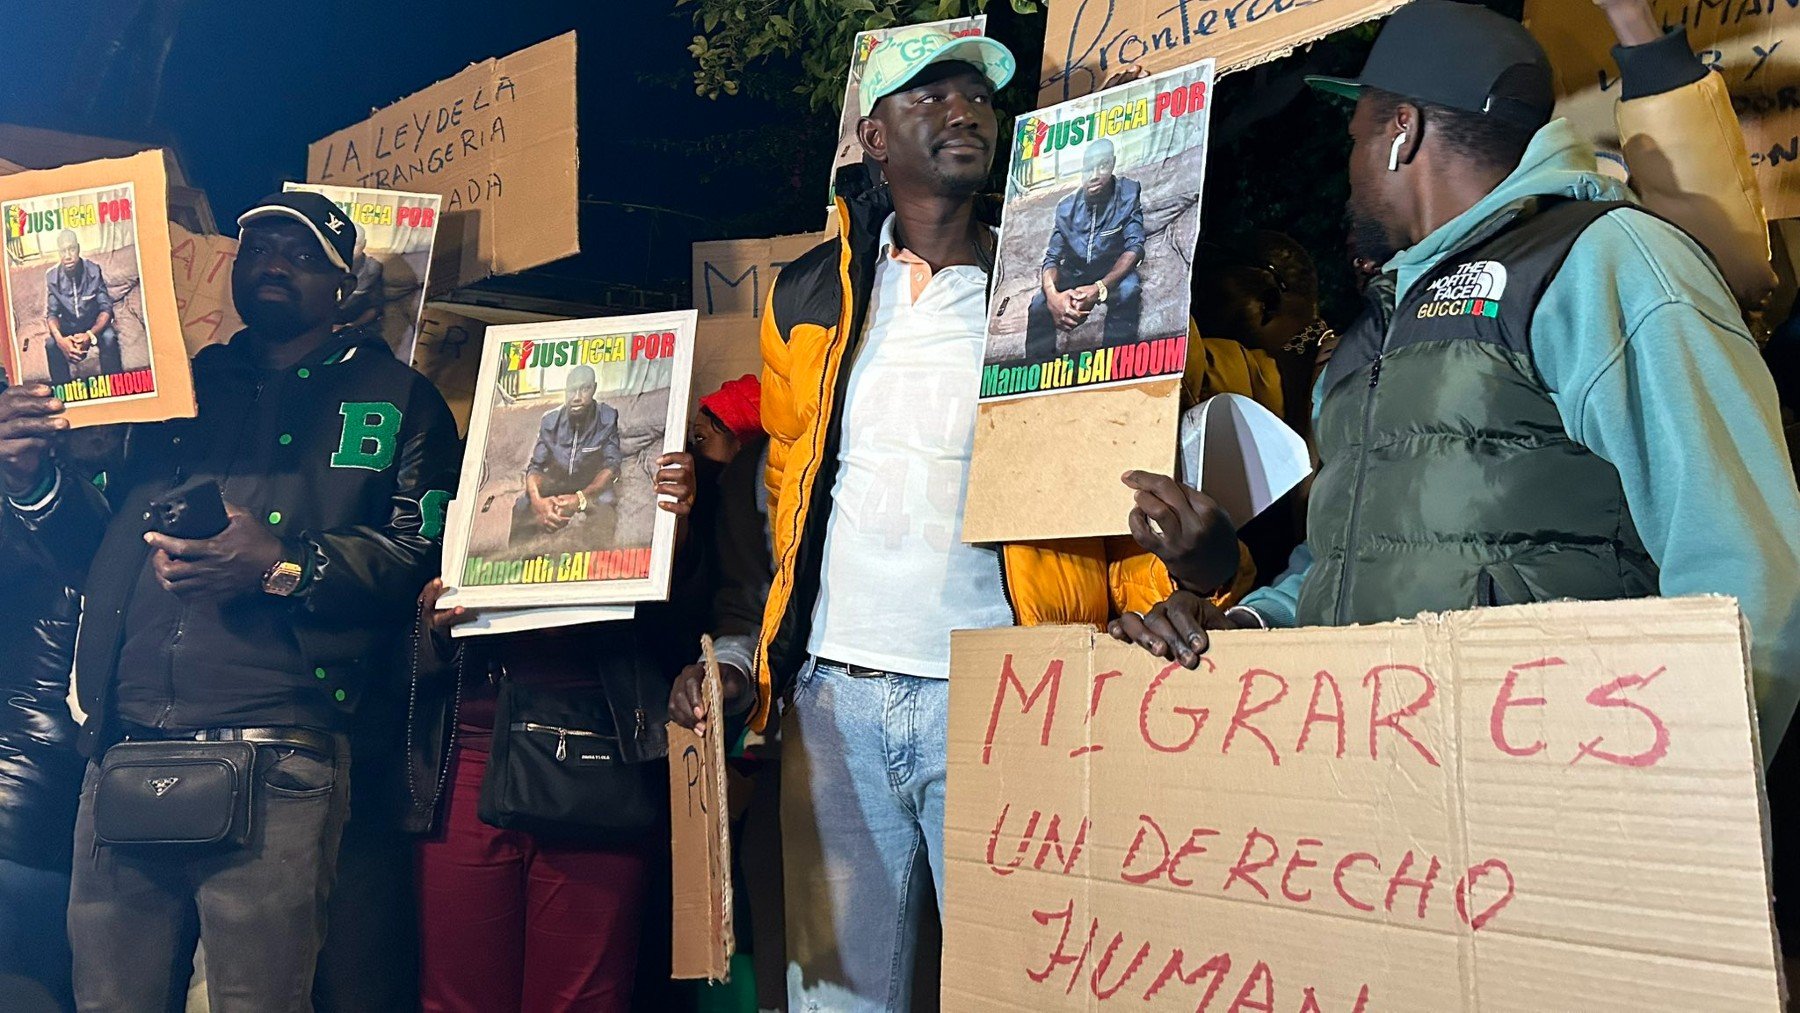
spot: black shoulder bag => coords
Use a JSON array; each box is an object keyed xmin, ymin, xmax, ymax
[{"xmin": 477, "ymin": 677, "xmax": 658, "ymax": 845}]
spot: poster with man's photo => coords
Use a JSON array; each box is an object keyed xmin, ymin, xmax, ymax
[
  {"xmin": 283, "ymin": 182, "xmax": 441, "ymax": 366},
  {"xmin": 979, "ymin": 60, "xmax": 1216, "ymax": 403},
  {"xmin": 442, "ymin": 310, "xmax": 697, "ymax": 609},
  {"xmin": 829, "ymin": 15, "xmax": 986, "ymax": 204},
  {"xmin": 0, "ymin": 150, "xmax": 193, "ymax": 426}
]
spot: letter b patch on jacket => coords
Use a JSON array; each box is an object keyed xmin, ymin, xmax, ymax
[{"xmin": 332, "ymin": 402, "xmax": 402, "ymax": 471}]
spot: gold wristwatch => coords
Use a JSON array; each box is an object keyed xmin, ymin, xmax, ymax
[
  {"xmin": 1095, "ymin": 279, "xmax": 1110, "ymax": 304},
  {"xmin": 262, "ymin": 559, "xmax": 304, "ymax": 597}
]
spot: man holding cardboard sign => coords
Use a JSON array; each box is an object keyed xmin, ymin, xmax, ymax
[{"xmin": 1112, "ymin": 1, "xmax": 1800, "ymax": 750}]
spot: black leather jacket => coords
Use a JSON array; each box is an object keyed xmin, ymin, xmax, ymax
[{"xmin": 0, "ymin": 516, "xmax": 83, "ymax": 871}]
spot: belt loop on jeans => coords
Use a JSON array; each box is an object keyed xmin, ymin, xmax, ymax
[{"xmin": 816, "ymin": 657, "xmax": 887, "ymax": 679}]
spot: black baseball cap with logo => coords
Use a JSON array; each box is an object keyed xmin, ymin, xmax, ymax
[
  {"xmin": 1306, "ymin": 0, "xmax": 1555, "ymax": 131},
  {"xmin": 236, "ymin": 191, "xmax": 356, "ymax": 272}
]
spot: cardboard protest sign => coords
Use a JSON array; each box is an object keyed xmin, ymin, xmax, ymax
[
  {"xmin": 943, "ymin": 596, "xmax": 1780, "ymax": 1011},
  {"xmin": 982, "ymin": 61, "xmax": 1214, "ymax": 402},
  {"xmin": 284, "ymin": 183, "xmax": 442, "ymax": 365},
  {"xmin": 1039, "ymin": 0, "xmax": 1409, "ymax": 104},
  {"xmin": 441, "ymin": 310, "xmax": 697, "ymax": 609},
  {"xmin": 0, "ymin": 151, "xmax": 194, "ymax": 425},
  {"xmin": 829, "ymin": 17, "xmax": 986, "ymax": 204},
  {"xmin": 1527, "ymin": 1, "xmax": 1800, "ymax": 220},
  {"xmin": 414, "ymin": 300, "xmax": 559, "ymax": 436},
  {"xmin": 669, "ymin": 636, "xmax": 736, "ymax": 982},
  {"xmin": 167, "ymin": 222, "xmax": 242, "ymax": 356},
  {"xmin": 305, "ymin": 33, "xmax": 578, "ymax": 291},
  {"xmin": 690, "ymin": 232, "xmax": 823, "ymax": 401}
]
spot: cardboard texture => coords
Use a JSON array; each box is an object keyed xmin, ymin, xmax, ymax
[
  {"xmin": 305, "ymin": 33, "xmax": 579, "ymax": 291},
  {"xmin": 962, "ymin": 378, "xmax": 1180, "ymax": 543},
  {"xmin": 414, "ymin": 301, "xmax": 559, "ymax": 436},
  {"xmin": 166, "ymin": 223, "xmax": 242, "ymax": 356},
  {"xmin": 0, "ymin": 151, "xmax": 194, "ymax": 426},
  {"xmin": 670, "ymin": 636, "xmax": 736, "ymax": 981},
  {"xmin": 1528, "ymin": 1, "xmax": 1800, "ymax": 221},
  {"xmin": 942, "ymin": 597, "xmax": 1781, "ymax": 1011},
  {"xmin": 1038, "ymin": 0, "xmax": 1409, "ymax": 104},
  {"xmin": 690, "ymin": 233, "xmax": 823, "ymax": 402}
]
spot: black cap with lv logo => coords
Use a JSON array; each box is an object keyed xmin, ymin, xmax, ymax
[{"xmin": 236, "ymin": 190, "xmax": 358, "ymax": 272}]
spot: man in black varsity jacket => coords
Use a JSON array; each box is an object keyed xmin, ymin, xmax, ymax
[{"xmin": 0, "ymin": 190, "xmax": 460, "ymax": 1012}]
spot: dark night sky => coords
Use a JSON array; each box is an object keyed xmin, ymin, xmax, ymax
[{"xmin": 0, "ymin": 0, "xmax": 816, "ymax": 304}]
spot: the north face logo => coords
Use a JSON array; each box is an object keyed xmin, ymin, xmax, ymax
[
  {"xmin": 1426, "ymin": 260, "xmax": 1508, "ymax": 302},
  {"xmin": 148, "ymin": 776, "xmax": 180, "ymax": 797}
]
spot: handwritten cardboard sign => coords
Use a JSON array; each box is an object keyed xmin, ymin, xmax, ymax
[
  {"xmin": 1527, "ymin": 1, "xmax": 1800, "ymax": 220},
  {"xmin": 945, "ymin": 597, "xmax": 1780, "ymax": 1011},
  {"xmin": 690, "ymin": 233, "xmax": 823, "ymax": 401},
  {"xmin": 1039, "ymin": 0, "xmax": 1409, "ymax": 104},
  {"xmin": 670, "ymin": 636, "xmax": 736, "ymax": 981},
  {"xmin": 305, "ymin": 33, "xmax": 579, "ymax": 291},
  {"xmin": 167, "ymin": 223, "xmax": 243, "ymax": 356}
]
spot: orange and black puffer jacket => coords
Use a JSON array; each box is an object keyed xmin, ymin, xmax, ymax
[{"xmin": 749, "ymin": 178, "xmax": 1175, "ymax": 732}]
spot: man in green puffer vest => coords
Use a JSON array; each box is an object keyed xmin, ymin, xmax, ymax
[{"xmin": 1111, "ymin": 1, "xmax": 1800, "ymax": 750}]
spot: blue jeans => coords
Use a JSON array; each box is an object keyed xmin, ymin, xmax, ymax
[
  {"xmin": 782, "ymin": 658, "xmax": 948, "ymax": 1013},
  {"xmin": 0, "ymin": 858, "xmax": 73, "ymax": 1010}
]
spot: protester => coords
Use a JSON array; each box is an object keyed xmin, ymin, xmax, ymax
[
  {"xmin": 666, "ymin": 29, "xmax": 1231, "ymax": 1011},
  {"xmin": 42, "ymin": 230, "xmax": 121, "ymax": 386},
  {"xmin": 1026, "ymin": 137, "xmax": 1147, "ymax": 355},
  {"xmin": 0, "ymin": 189, "xmax": 461, "ymax": 1012},
  {"xmin": 1109, "ymin": 1, "xmax": 1800, "ymax": 753},
  {"xmin": 513, "ymin": 362, "xmax": 623, "ymax": 542},
  {"xmin": 409, "ymin": 452, "xmax": 698, "ymax": 1013},
  {"xmin": 0, "ymin": 489, "xmax": 82, "ymax": 1013}
]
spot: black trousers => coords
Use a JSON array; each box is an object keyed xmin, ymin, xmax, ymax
[{"xmin": 42, "ymin": 321, "xmax": 121, "ymax": 386}]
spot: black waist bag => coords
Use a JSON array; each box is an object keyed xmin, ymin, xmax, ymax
[
  {"xmin": 477, "ymin": 680, "xmax": 657, "ymax": 845},
  {"xmin": 93, "ymin": 740, "xmax": 256, "ymax": 848}
]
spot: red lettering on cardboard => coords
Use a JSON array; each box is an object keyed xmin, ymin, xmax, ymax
[
  {"xmin": 983, "ymin": 654, "xmax": 1063, "ymax": 764},
  {"xmin": 1364, "ymin": 664, "xmax": 1441, "ymax": 767},
  {"xmin": 1296, "ymin": 670, "xmax": 1347, "ymax": 758},
  {"xmin": 1490, "ymin": 658, "xmax": 1559, "ymax": 758},
  {"xmin": 1223, "ymin": 668, "xmax": 1290, "ymax": 766}
]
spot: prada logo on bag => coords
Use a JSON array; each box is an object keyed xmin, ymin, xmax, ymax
[{"xmin": 148, "ymin": 776, "xmax": 180, "ymax": 797}]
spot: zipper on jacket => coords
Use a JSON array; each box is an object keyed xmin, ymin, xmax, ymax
[
  {"xmin": 996, "ymin": 546, "xmax": 1020, "ymax": 625},
  {"xmin": 1329, "ymin": 207, "xmax": 1527, "ymax": 625}
]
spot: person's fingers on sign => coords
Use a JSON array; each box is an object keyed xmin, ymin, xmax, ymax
[
  {"xmin": 1122, "ymin": 470, "xmax": 1239, "ymax": 592},
  {"xmin": 419, "ymin": 577, "xmax": 476, "ymax": 637},
  {"xmin": 0, "ymin": 384, "xmax": 67, "ymax": 494},
  {"xmin": 654, "ymin": 451, "xmax": 697, "ymax": 517},
  {"xmin": 669, "ymin": 662, "xmax": 752, "ymax": 735},
  {"xmin": 1108, "ymin": 590, "xmax": 1255, "ymax": 669},
  {"xmin": 143, "ymin": 504, "xmax": 285, "ymax": 601}
]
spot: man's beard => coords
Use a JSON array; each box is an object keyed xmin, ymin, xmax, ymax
[{"xmin": 1345, "ymin": 195, "xmax": 1402, "ymax": 272}]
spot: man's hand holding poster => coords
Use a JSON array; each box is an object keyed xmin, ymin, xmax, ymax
[
  {"xmin": 441, "ymin": 310, "xmax": 697, "ymax": 611},
  {"xmin": 981, "ymin": 61, "xmax": 1216, "ymax": 403}
]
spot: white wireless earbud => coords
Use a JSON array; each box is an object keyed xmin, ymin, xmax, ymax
[{"xmin": 1388, "ymin": 132, "xmax": 1409, "ymax": 172}]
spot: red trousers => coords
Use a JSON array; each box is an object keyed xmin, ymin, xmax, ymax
[{"xmin": 417, "ymin": 745, "xmax": 648, "ymax": 1013}]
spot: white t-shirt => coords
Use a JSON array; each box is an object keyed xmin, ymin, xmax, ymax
[{"xmin": 805, "ymin": 215, "xmax": 1013, "ymax": 678}]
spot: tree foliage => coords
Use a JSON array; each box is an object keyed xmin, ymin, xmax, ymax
[{"xmin": 680, "ymin": 0, "xmax": 1039, "ymax": 108}]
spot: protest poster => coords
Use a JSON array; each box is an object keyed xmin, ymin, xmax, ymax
[
  {"xmin": 669, "ymin": 636, "xmax": 736, "ymax": 981},
  {"xmin": 284, "ymin": 182, "xmax": 442, "ymax": 365},
  {"xmin": 943, "ymin": 596, "xmax": 1780, "ymax": 1010},
  {"xmin": 1527, "ymin": 1, "xmax": 1800, "ymax": 220},
  {"xmin": 305, "ymin": 32, "xmax": 579, "ymax": 291},
  {"xmin": 690, "ymin": 232, "xmax": 824, "ymax": 401},
  {"xmin": 442, "ymin": 310, "xmax": 697, "ymax": 608},
  {"xmin": 167, "ymin": 222, "xmax": 243, "ymax": 356},
  {"xmin": 0, "ymin": 150, "xmax": 193, "ymax": 425},
  {"xmin": 1039, "ymin": 0, "xmax": 1409, "ymax": 104},
  {"xmin": 829, "ymin": 16, "xmax": 986, "ymax": 204},
  {"xmin": 982, "ymin": 61, "xmax": 1214, "ymax": 402},
  {"xmin": 413, "ymin": 300, "xmax": 560, "ymax": 436}
]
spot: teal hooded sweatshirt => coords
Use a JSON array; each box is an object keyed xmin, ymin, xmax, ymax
[{"xmin": 1242, "ymin": 119, "xmax": 1800, "ymax": 749}]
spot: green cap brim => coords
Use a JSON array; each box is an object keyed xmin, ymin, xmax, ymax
[
  {"xmin": 1305, "ymin": 76, "xmax": 1365, "ymax": 102},
  {"xmin": 862, "ymin": 35, "xmax": 1019, "ymax": 117}
]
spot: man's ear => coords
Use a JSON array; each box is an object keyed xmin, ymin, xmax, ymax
[
  {"xmin": 857, "ymin": 115, "xmax": 888, "ymax": 165},
  {"xmin": 1394, "ymin": 102, "xmax": 1424, "ymax": 168}
]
